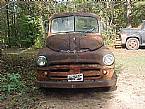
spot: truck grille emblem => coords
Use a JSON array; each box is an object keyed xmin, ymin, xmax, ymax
[{"xmin": 73, "ymin": 37, "xmax": 76, "ymax": 41}]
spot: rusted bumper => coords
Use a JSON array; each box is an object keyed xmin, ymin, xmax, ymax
[
  {"xmin": 36, "ymin": 64, "xmax": 116, "ymax": 88},
  {"xmin": 35, "ymin": 78, "xmax": 116, "ymax": 88}
]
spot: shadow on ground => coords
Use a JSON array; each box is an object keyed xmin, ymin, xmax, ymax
[{"xmin": 38, "ymin": 87, "xmax": 116, "ymax": 101}]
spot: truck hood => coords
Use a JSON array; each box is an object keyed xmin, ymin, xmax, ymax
[
  {"xmin": 46, "ymin": 33, "xmax": 103, "ymax": 52},
  {"xmin": 37, "ymin": 46, "xmax": 113, "ymax": 66},
  {"xmin": 121, "ymin": 28, "xmax": 140, "ymax": 34}
]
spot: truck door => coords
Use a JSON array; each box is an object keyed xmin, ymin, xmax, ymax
[
  {"xmin": 141, "ymin": 29, "xmax": 145, "ymax": 44},
  {"xmin": 140, "ymin": 21, "xmax": 145, "ymax": 44}
]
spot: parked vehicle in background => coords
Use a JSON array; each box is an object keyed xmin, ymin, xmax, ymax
[
  {"xmin": 117, "ymin": 20, "xmax": 145, "ymax": 50},
  {"xmin": 36, "ymin": 12, "xmax": 116, "ymax": 89}
]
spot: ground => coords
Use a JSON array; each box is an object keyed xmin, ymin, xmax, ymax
[{"xmin": 1, "ymin": 48, "xmax": 145, "ymax": 109}]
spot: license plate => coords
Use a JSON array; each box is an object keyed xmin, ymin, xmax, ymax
[{"xmin": 67, "ymin": 74, "xmax": 83, "ymax": 82}]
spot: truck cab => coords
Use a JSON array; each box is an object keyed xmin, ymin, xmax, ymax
[
  {"xmin": 36, "ymin": 12, "xmax": 116, "ymax": 89},
  {"xmin": 119, "ymin": 20, "xmax": 145, "ymax": 50}
]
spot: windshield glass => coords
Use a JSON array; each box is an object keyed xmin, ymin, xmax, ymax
[{"xmin": 51, "ymin": 16, "xmax": 99, "ymax": 33}]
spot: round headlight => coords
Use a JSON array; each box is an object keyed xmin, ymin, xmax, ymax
[
  {"xmin": 103, "ymin": 54, "xmax": 114, "ymax": 65},
  {"xmin": 37, "ymin": 56, "xmax": 47, "ymax": 66}
]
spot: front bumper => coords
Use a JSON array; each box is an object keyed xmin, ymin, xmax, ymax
[{"xmin": 35, "ymin": 78, "xmax": 116, "ymax": 88}]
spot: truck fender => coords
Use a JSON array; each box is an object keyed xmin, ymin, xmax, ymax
[{"xmin": 126, "ymin": 34, "xmax": 141, "ymax": 44}]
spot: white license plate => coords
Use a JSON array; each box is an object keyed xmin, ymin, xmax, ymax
[{"xmin": 67, "ymin": 74, "xmax": 83, "ymax": 82}]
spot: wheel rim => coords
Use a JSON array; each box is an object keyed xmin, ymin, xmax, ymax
[{"xmin": 128, "ymin": 39, "xmax": 138, "ymax": 49}]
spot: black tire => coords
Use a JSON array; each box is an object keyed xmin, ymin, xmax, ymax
[{"xmin": 126, "ymin": 38, "xmax": 139, "ymax": 50}]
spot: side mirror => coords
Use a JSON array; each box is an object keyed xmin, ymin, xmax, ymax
[
  {"xmin": 44, "ymin": 20, "xmax": 49, "ymax": 34},
  {"xmin": 99, "ymin": 21, "xmax": 106, "ymax": 33}
]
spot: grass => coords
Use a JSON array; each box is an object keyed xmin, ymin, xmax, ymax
[{"xmin": 114, "ymin": 51, "xmax": 145, "ymax": 68}]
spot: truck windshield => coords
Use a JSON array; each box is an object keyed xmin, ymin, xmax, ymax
[{"xmin": 51, "ymin": 16, "xmax": 99, "ymax": 33}]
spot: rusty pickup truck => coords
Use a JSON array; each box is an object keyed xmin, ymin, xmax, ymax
[{"xmin": 36, "ymin": 12, "xmax": 116, "ymax": 89}]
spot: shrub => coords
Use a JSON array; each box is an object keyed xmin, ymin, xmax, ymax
[
  {"xmin": 101, "ymin": 27, "xmax": 117, "ymax": 46},
  {"xmin": 0, "ymin": 51, "xmax": 37, "ymax": 101},
  {"xmin": 0, "ymin": 73, "xmax": 24, "ymax": 94}
]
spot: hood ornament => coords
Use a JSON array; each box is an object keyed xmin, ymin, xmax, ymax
[
  {"xmin": 73, "ymin": 50, "xmax": 76, "ymax": 54},
  {"xmin": 73, "ymin": 37, "xmax": 76, "ymax": 41}
]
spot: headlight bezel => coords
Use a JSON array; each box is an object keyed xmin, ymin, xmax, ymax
[
  {"xmin": 37, "ymin": 56, "xmax": 47, "ymax": 67},
  {"xmin": 103, "ymin": 54, "xmax": 115, "ymax": 66}
]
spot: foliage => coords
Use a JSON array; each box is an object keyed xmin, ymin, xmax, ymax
[
  {"xmin": 0, "ymin": 73, "xmax": 24, "ymax": 96},
  {"xmin": 8, "ymin": 14, "xmax": 43, "ymax": 48},
  {"xmin": 131, "ymin": 2, "xmax": 145, "ymax": 27},
  {"xmin": 101, "ymin": 26, "xmax": 117, "ymax": 46},
  {"xmin": 0, "ymin": 51, "xmax": 37, "ymax": 101},
  {"xmin": 10, "ymin": 15, "xmax": 33, "ymax": 47},
  {"xmin": 33, "ymin": 16, "xmax": 44, "ymax": 48},
  {"xmin": 0, "ymin": 2, "xmax": 44, "ymax": 48},
  {"xmin": 0, "ymin": 49, "xmax": 42, "ymax": 108},
  {"xmin": 113, "ymin": 2, "xmax": 128, "ymax": 29},
  {"xmin": 1, "ymin": 1, "xmax": 145, "ymax": 47}
]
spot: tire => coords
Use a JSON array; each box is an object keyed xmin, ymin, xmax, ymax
[{"xmin": 126, "ymin": 38, "xmax": 139, "ymax": 50}]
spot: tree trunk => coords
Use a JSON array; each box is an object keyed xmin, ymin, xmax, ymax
[
  {"xmin": 126, "ymin": 0, "xmax": 132, "ymax": 27},
  {"xmin": 6, "ymin": 2, "xmax": 11, "ymax": 46}
]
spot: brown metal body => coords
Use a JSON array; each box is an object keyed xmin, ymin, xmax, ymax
[{"xmin": 36, "ymin": 12, "xmax": 116, "ymax": 88}]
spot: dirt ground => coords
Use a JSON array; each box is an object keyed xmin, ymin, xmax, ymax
[
  {"xmin": 1, "ymin": 48, "xmax": 145, "ymax": 109},
  {"xmin": 29, "ymin": 48, "xmax": 145, "ymax": 109}
]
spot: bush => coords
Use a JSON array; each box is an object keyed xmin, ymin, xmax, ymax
[
  {"xmin": 0, "ymin": 51, "xmax": 37, "ymax": 101},
  {"xmin": 101, "ymin": 27, "xmax": 117, "ymax": 46},
  {"xmin": 0, "ymin": 73, "xmax": 24, "ymax": 94},
  {"xmin": 3, "ymin": 15, "xmax": 44, "ymax": 48}
]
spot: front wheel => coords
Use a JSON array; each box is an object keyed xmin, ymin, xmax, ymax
[{"xmin": 126, "ymin": 38, "xmax": 139, "ymax": 50}]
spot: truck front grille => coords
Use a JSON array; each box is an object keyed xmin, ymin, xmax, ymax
[{"xmin": 38, "ymin": 64, "xmax": 103, "ymax": 81}]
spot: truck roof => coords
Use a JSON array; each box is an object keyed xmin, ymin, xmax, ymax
[{"xmin": 49, "ymin": 12, "xmax": 100, "ymax": 20}]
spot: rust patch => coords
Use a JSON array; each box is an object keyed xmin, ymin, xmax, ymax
[{"xmin": 37, "ymin": 64, "xmax": 114, "ymax": 81}]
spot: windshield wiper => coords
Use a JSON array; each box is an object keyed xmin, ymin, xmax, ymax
[
  {"xmin": 53, "ymin": 31, "xmax": 75, "ymax": 34},
  {"xmin": 84, "ymin": 27, "xmax": 96, "ymax": 33}
]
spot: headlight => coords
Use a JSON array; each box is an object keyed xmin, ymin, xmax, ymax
[
  {"xmin": 103, "ymin": 54, "xmax": 114, "ymax": 65},
  {"xmin": 37, "ymin": 56, "xmax": 47, "ymax": 66}
]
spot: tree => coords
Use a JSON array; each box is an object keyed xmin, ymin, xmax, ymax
[
  {"xmin": 1, "ymin": 0, "xmax": 145, "ymax": 48},
  {"xmin": 126, "ymin": 0, "xmax": 132, "ymax": 27}
]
